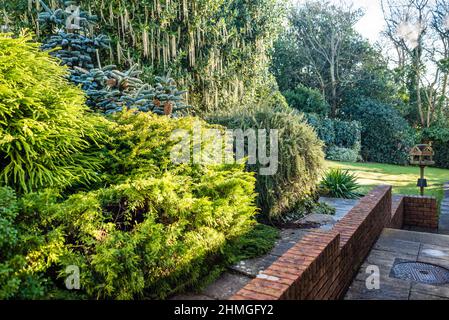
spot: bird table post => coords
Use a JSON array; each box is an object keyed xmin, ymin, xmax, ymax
[{"xmin": 409, "ymin": 144, "xmax": 435, "ymax": 196}]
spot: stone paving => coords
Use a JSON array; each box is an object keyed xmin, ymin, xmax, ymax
[
  {"xmin": 345, "ymin": 228, "xmax": 449, "ymax": 300},
  {"xmin": 346, "ymin": 184, "xmax": 449, "ymax": 300},
  {"xmin": 172, "ymin": 197, "xmax": 358, "ymax": 300},
  {"xmin": 171, "ymin": 228, "xmax": 309, "ymax": 300},
  {"xmin": 316, "ymin": 197, "xmax": 360, "ymax": 230},
  {"xmin": 439, "ymin": 182, "xmax": 449, "ymax": 235}
]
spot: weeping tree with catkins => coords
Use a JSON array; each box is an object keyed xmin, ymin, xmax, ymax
[{"xmin": 2, "ymin": 0, "xmax": 286, "ymax": 112}]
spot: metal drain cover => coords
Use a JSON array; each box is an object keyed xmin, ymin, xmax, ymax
[{"xmin": 390, "ymin": 260, "xmax": 449, "ymax": 285}]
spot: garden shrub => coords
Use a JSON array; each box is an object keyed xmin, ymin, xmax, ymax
[
  {"xmin": 422, "ymin": 122, "xmax": 449, "ymax": 169},
  {"xmin": 326, "ymin": 146, "xmax": 359, "ymax": 163},
  {"xmin": 222, "ymin": 224, "xmax": 279, "ymax": 265},
  {"xmin": 70, "ymin": 112, "xmax": 260, "ymax": 299},
  {"xmin": 342, "ymin": 98, "xmax": 416, "ymax": 165},
  {"xmin": 207, "ymin": 105, "xmax": 325, "ymax": 219},
  {"xmin": 432, "ymin": 140, "xmax": 449, "ymax": 169},
  {"xmin": 0, "ymin": 32, "xmax": 103, "ymax": 193},
  {"xmin": 333, "ymin": 119, "xmax": 362, "ymax": 151},
  {"xmin": 0, "ymin": 187, "xmax": 73, "ymax": 299},
  {"xmin": 305, "ymin": 114, "xmax": 336, "ymax": 148},
  {"xmin": 305, "ymin": 114, "xmax": 362, "ymax": 160},
  {"xmin": 0, "ymin": 111, "xmax": 266, "ymax": 300},
  {"xmin": 282, "ymin": 85, "xmax": 330, "ymax": 116},
  {"xmin": 0, "ymin": 187, "xmax": 18, "ymax": 253}
]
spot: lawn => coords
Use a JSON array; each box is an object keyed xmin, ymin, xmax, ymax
[{"xmin": 325, "ymin": 161, "xmax": 449, "ymax": 204}]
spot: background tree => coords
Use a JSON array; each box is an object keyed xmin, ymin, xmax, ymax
[
  {"xmin": 432, "ymin": 0, "xmax": 449, "ymax": 118},
  {"xmin": 288, "ymin": 1, "xmax": 363, "ymax": 117},
  {"xmin": 381, "ymin": 0, "xmax": 449, "ymax": 128},
  {"xmin": 272, "ymin": 1, "xmax": 397, "ymax": 117}
]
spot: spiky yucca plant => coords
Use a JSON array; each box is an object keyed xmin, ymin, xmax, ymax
[{"xmin": 320, "ymin": 169, "xmax": 362, "ymax": 199}]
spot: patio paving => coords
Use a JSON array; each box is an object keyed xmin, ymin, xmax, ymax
[
  {"xmin": 345, "ymin": 228, "xmax": 449, "ymax": 300},
  {"xmin": 300, "ymin": 197, "xmax": 359, "ymax": 231}
]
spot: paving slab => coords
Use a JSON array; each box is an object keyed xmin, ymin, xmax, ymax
[
  {"xmin": 354, "ymin": 261, "xmax": 412, "ymax": 289},
  {"xmin": 419, "ymin": 244, "xmax": 449, "ymax": 261},
  {"xmin": 409, "ymin": 291, "xmax": 447, "ymax": 300},
  {"xmin": 345, "ymin": 279, "xmax": 410, "ymax": 300},
  {"xmin": 411, "ymin": 282, "xmax": 449, "ymax": 299},
  {"xmin": 345, "ymin": 228, "xmax": 449, "ymax": 300},
  {"xmin": 278, "ymin": 228, "xmax": 309, "ymax": 242},
  {"xmin": 382, "ymin": 228, "xmax": 449, "ymax": 247},
  {"xmin": 365, "ymin": 248, "xmax": 417, "ymax": 266},
  {"xmin": 299, "ymin": 213, "xmax": 336, "ymax": 228},
  {"xmin": 319, "ymin": 197, "xmax": 359, "ymax": 222},
  {"xmin": 230, "ymin": 254, "xmax": 279, "ymax": 277},
  {"xmin": 230, "ymin": 229, "xmax": 310, "ymax": 277},
  {"xmin": 373, "ymin": 237, "xmax": 421, "ymax": 256},
  {"xmin": 201, "ymin": 272, "xmax": 252, "ymax": 300}
]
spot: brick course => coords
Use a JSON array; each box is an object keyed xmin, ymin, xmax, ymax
[
  {"xmin": 390, "ymin": 196, "xmax": 404, "ymax": 229},
  {"xmin": 230, "ymin": 186, "xmax": 439, "ymax": 301},
  {"xmin": 402, "ymin": 196, "xmax": 438, "ymax": 229}
]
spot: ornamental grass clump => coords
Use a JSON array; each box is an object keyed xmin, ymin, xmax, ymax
[{"xmin": 0, "ymin": 33, "xmax": 103, "ymax": 193}]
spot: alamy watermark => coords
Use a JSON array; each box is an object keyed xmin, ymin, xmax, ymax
[
  {"xmin": 65, "ymin": 265, "xmax": 80, "ymax": 290},
  {"xmin": 170, "ymin": 122, "xmax": 279, "ymax": 176},
  {"xmin": 65, "ymin": 5, "xmax": 81, "ymax": 31},
  {"xmin": 365, "ymin": 265, "xmax": 381, "ymax": 290}
]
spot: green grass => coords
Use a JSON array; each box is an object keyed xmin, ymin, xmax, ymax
[{"xmin": 325, "ymin": 161, "xmax": 449, "ymax": 204}]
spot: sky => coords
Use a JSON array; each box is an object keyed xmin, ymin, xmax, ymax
[
  {"xmin": 293, "ymin": 0, "xmax": 386, "ymax": 44},
  {"xmin": 353, "ymin": 0, "xmax": 386, "ymax": 43}
]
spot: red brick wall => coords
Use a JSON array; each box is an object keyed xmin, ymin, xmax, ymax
[
  {"xmin": 402, "ymin": 196, "xmax": 438, "ymax": 230},
  {"xmin": 230, "ymin": 186, "xmax": 440, "ymax": 301},
  {"xmin": 390, "ymin": 196, "xmax": 404, "ymax": 229},
  {"xmin": 330, "ymin": 186, "xmax": 392, "ymax": 298},
  {"xmin": 231, "ymin": 186, "xmax": 392, "ymax": 300},
  {"xmin": 230, "ymin": 230, "xmax": 340, "ymax": 300}
]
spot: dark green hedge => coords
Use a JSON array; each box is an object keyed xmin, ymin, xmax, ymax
[
  {"xmin": 342, "ymin": 98, "xmax": 416, "ymax": 165},
  {"xmin": 304, "ymin": 114, "xmax": 361, "ymax": 162},
  {"xmin": 282, "ymin": 85, "xmax": 330, "ymax": 116}
]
